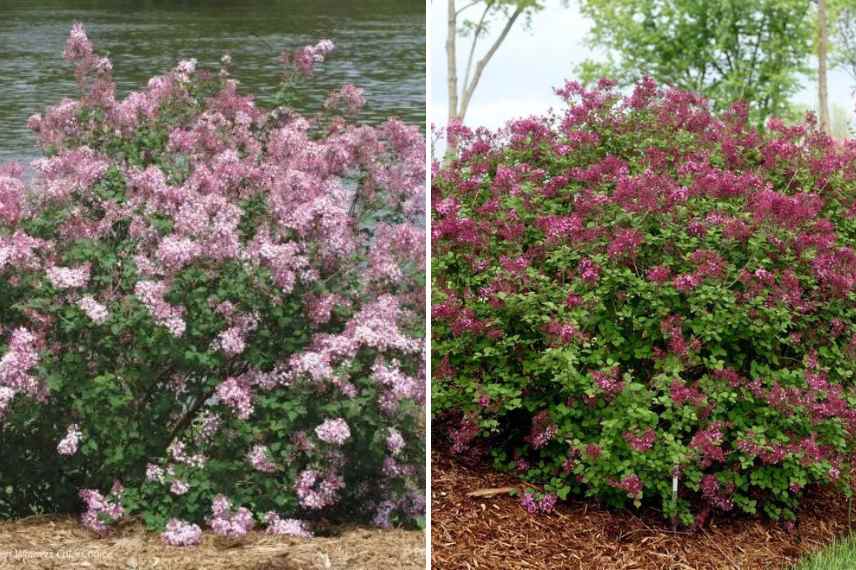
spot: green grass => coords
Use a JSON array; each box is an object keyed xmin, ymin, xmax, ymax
[{"xmin": 795, "ymin": 537, "xmax": 856, "ymax": 569}]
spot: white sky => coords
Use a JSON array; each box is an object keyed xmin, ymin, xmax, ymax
[{"xmin": 429, "ymin": 1, "xmax": 855, "ymax": 131}]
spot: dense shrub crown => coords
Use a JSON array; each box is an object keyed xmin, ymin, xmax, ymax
[
  {"xmin": 0, "ymin": 24, "xmax": 425, "ymax": 538},
  {"xmin": 432, "ymin": 77, "xmax": 856, "ymax": 524}
]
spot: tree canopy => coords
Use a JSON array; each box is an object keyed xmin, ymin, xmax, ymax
[{"xmin": 579, "ymin": 0, "xmax": 813, "ymax": 125}]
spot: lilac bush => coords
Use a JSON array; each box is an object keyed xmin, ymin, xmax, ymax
[
  {"xmin": 433, "ymin": 77, "xmax": 856, "ymax": 525},
  {"xmin": 0, "ymin": 23, "xmax": 425, "ymax": 538}
]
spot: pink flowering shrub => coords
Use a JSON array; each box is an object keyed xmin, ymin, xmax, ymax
[
  {"xmin": 0, "ymin": 24, "xmax": 425, "ymax": 534},
  {"xmin": 432, "ymin": 77, "xmax": 856, "ymax": 525}
]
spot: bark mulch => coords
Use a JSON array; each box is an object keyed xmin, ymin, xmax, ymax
[
  {"xmin": 0, "ymin": 516, "xmax": 425, "ymax": 570},
  {"xmin": 431, "ymin": 451, "xmax": 856, "ymax": 570}
]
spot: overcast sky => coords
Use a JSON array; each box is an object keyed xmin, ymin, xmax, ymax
[{"xmin": 430, "ymin": 1, "xmax": 855, "ymax": 132}]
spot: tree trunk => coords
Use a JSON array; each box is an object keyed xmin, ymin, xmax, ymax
[
  {"xmin": 446, "ymin": 0, "xmax": 460, "ymax": 157},
  {"xmin": 818, "ymin": 0, "xmax": 830, "ymax": 135},
  {"xmin": 459, "ymin": 5, "xmax": 524, "ymax": 120}
]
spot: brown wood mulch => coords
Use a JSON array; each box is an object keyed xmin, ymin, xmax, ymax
[
  {"xmin": 0, "ymin": 516, "xmax": 425, "ymax": 570},
  {"xmin": 431, "ymin": 451, "xmax": 856, "ymax": 570}
]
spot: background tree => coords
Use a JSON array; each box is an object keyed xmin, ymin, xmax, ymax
[
  {"xmin": 831, "ymin": 100, "xmax": 851, "ymax": 137},
  {"xmin": 445, "ymin": 0, "xmax": 545, "ymax": 150},
  {"xmin": 818, "ymin": 0, "xmax": 831, "ymax": 133},
  {"xmin": 831, "ymin": 1, "xmax": 856, "ymax": 84},
  {"xmin": 578, "ymin": 0, "xmax": 813, "ymax": 125}
]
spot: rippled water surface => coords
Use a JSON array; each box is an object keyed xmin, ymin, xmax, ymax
[{"xmin": 0, "ymin": 0, "xmax": 426, "ymax": 165}]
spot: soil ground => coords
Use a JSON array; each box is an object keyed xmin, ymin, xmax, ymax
[
  {"xmin": 431, "ymin": 450, "xmax": 856, "ymax": 569},
  {"xmin": 0, "ymin": 516, "xmax": 425, "ymax": 570}
]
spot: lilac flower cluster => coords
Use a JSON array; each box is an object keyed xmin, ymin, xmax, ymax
[
  {"xmin": 46, "ymin": 264, "xmax": 90, "ymax": 289},
  {"xmin": 214, "ymin": 377, "xmax": 254, "ymax": 419},
  {"xmin": 79, "ymin": 484, "xmax": 124, "ymax": 535},
  {"xmin": 209, "ymin": 495, "xmax": 255, "ymax": 538},
  {"xmin": 520, "ymin": 491, "xmax": 557, "ymax": 514},
  {"xmin": 57, "ymin": 424, "xmax": 82, "ymax": 455},
  {"xmin": 324, "ymin": 84, "xmax": 366, "ymax": 115},
  {"xmin": 0, "ymin": 328, "xmax": 42, "ymax": 404},
  {"xmin": 295, "ymin": 469, "xmax": 344, "ymax": 510},
  {"xmin": 134, "ymin": 280, "xmax": 186, "ymax": 337},
  {"xmin": 247, "ymin": 444, "xmax": 277, "ymax": 473},
  {"xmin": 314, "ymin": 417, "xmax": 351, "ymax": 446},
  {"xmin": 77, "ymin": 296, "xmax": 109, "ymax": 324},
  {"xmin": 264, "ymin": 512, "xmax": 313, "ymax": 538},
  {"xmin": 161, "ymin": 518, "xmax": 202, "ymax": 546}
]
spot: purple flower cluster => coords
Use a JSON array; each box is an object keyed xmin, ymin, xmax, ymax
[
  {"xmin": 264, "ymin": 512, "xmax": 313, "ymax": 538},
  {"xmin": 161, "ymin": 519, "xmax": 202, "ymax": 546},
  {"xmin": 247, "ymin": 444, "xmax": 277, "ymax": 473},
  {"xmin": 314, "ymin": 417, "xmax": 351, "ymax": 446},
  {"xmin": 79, "ymin": 484, "xmax": 124, "ymax": 535},
  {"xmin": 215, "ymin": 377, "xmax": 254, "ymax": 419},
  {"xmin": 57, "ymin": 424, "xmax": 82, "ymax": 455},
  {"xmin": 46, "ymin": 264, "xmax": 90, "ymax": 289},
  {"xmin": 77, "ymin": 296, "xmax": 109, "ymax": 324},
  {"xmin": 209, "ymin": 495, "xmax": 255, "ymax": 538},
  {"xmin": 520, "ymin": 491, "xmax": 557, "ymax": 514},
  {"xmin": 295, "ymin": 469, "xmax": 344, "ymax": 510}
]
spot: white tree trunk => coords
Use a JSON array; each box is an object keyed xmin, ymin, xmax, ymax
[{"xmin": 818, "ymin": 0, "xmax": 830, "ymax": 135}]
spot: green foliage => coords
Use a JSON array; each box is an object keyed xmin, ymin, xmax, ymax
[{"xmin": 579, "ymin": 0, "xmax": 813, "ymax": 125}]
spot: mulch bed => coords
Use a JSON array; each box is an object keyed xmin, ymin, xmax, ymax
[
  {"xmin": 431, "ymin": 450, "xmax": 856, "ymax": 569},
  {"xmin": 0, "ymin": 516, "xmax": 425, "ymax": 570}
]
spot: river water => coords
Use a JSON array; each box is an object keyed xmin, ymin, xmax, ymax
[{"xmin": 0, "ymin": 0, "xmax": 426, "ymax": 166}]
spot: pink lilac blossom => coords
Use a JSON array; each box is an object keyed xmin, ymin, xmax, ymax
[
  {"xmin": 134, "ymin": 280, "xmax": 186, "ymax": 337},
  {"xmin": 315, "ymin": 417, "xmax": 351, "ymax": 446},
  {"xmin": 526, "ymin": 410, "xmax": 557, "ymax": 449},
  {"xmin": 156, "ymin": 235, "xmax": 202, "ymax": 271},
  {"xmin": 282, "ymin": 39, "xmax": 336, "ymax": 76},
  {"xmin": 372, "ymin": 359, "xmax": 422, "ymax": 412},
  {"xmin": 0, "ymin": 232, "xmax": 45, "ymax": 272},
  {"xmin": 324, "ymin": 84, "xmax": 366, "ymax": 114},
  {"xmin": 610, "ymin": 474, "xmax": 643, "ymax": 499},
  {"xmin": 77, "ymin": 296, "xmax": 109, "ymax": 324},
  {"xmin": 0, "ymin": 168, "xmax": 24, "ymax": 226},
  {"xmin": 0, "ymin": 386, "xmax": 15, "ymax": 419},
  {"xmin": 209, "ymin": 495, "xmax": 255, "ymax": 537},
  {"xmin": 146, "ymin": 463, "xmax": 165, "ymax": 483},
  {"xmin": 577, "ymin": 258, "xmax": 601, "ymax": 284},
  {"xmin": 264, "ymin": 512, "xmax": 313, "ymax": 538},
  {"xmin": 623, "ymin": 428, "xmax": 656, "ymax": 452},
  {"xmin": 215, "ymin": 377, "xmax": 254, "ymax": 419},
  {"xmin": 247, "ymin": 444, "xmax": 278, "ymax": 473},
  {"xmin": 57, "ymin": 423, "xmax": 82, "ymax": 455},
  {"xmin": 214, "ymin": 326, "xmax": 246, "ymax": 356},
  {"xmin": 449, "ymin": 416, "xmax": 479, "ymax": 454},
  {"xmin": 591, "ymin": 367, "xmax": 623, "ymax": 396},
  {"xmin": 161, "ymin": 519, "xmax": 202, "ymax": 546},
  {"xmin": 0, "ymin": 328, "xmax": 42, "ymax": 399},
  {"xmin": 520, "ymin": 491, "xmax": 557, "ymax": 514},
  {"xmin": 79, "ymin": 487, "xmax": 124, "ymax": 535},
  {"xmin": 167, "ymin": 440, "xmax": 206, "ymax": 468},
  {"xmin": 46, "ymin": 264, "xmax": 90, "ymax": 289},
  {"xmin": 64, "ymin": 22, "xmax": 93, "ymax": 63},
  {"xmin": 170, "ymin": 479, "xmax": 190, "ymax": 496},
  {"xmin": 295, "ymin": 469, "xmax": 344, "ymax": 510},
  {"xmin": 187, "ymin": 410, "xmax": 222, "ymax": 446},
  {"xmin": 386, "ymin": 428, "xmax": 406, "ymax": 456},
  {"xmin": 647, "ymin": 265, "xmax": 671, "ymax": 283},
  {"xmin": 700, "ymin": 474, "xmax": 734, "ymax": 511},
  {"xmin": 305, "ymin": 293, "xmax": 344, "ymax": 325},
  {"xmin": 690, "ymin": 422, "xmax": 727, "ymax": 467}
]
